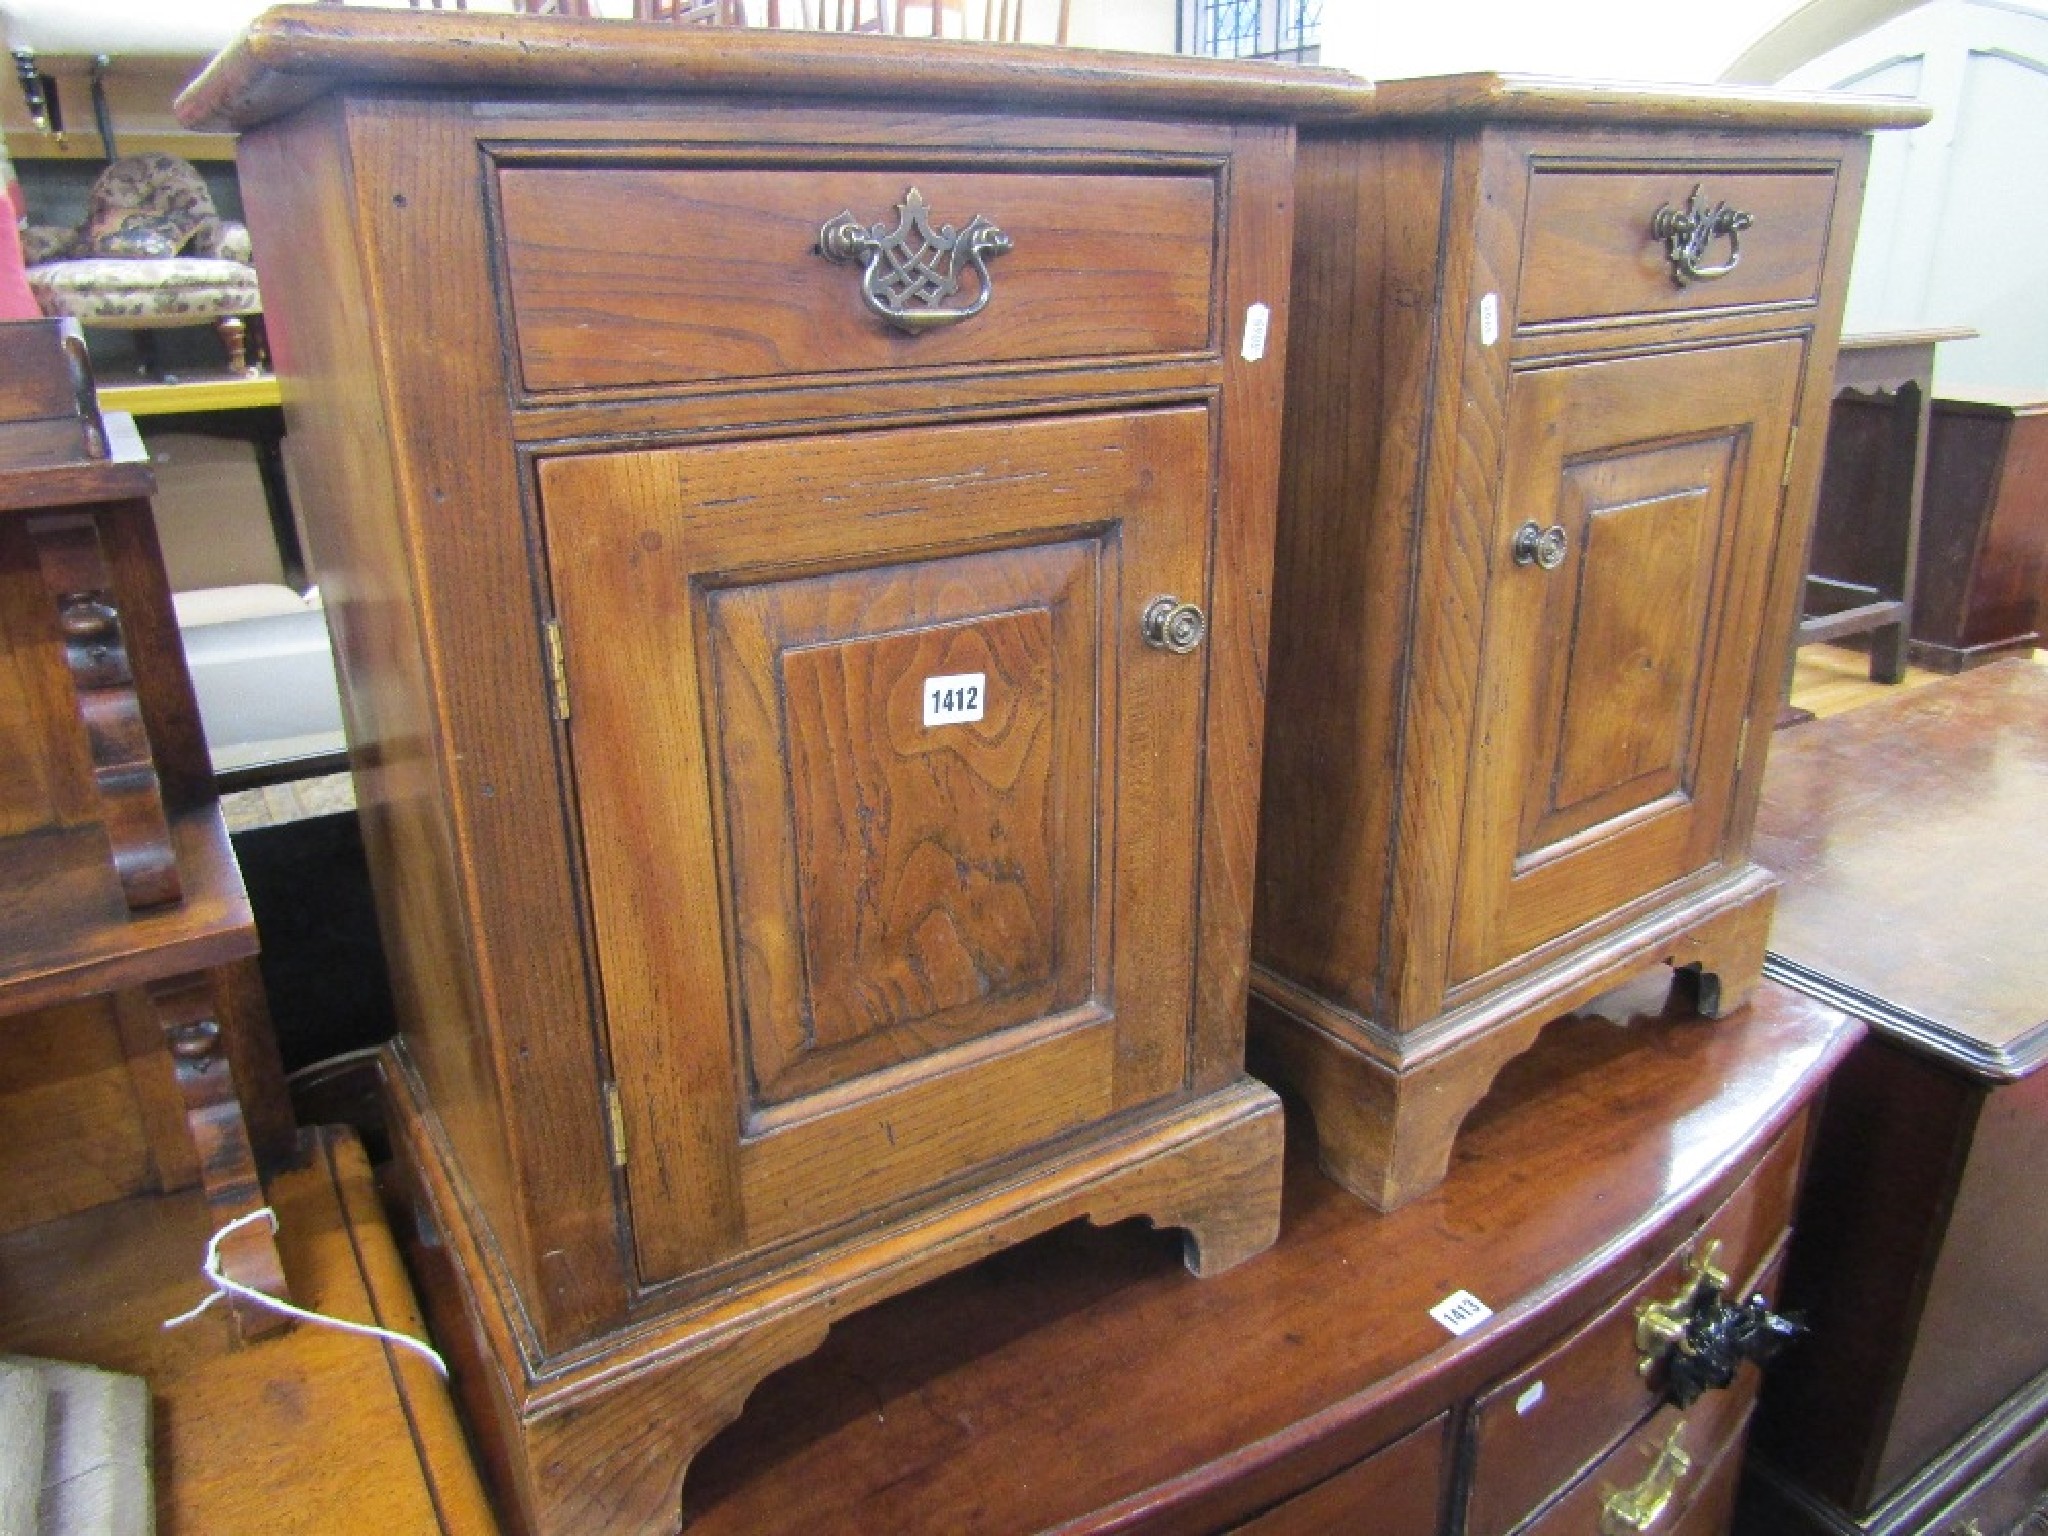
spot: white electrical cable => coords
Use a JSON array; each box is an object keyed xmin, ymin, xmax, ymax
[{"xmin": 162, "ymin": 1207, "xmax": 449, "ymax": 1379}]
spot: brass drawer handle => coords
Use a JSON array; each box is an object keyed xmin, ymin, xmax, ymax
[
  {"xmin": 1635, "ymin": 1238, "xmax": 1809, "ymax": 1407},
  {"xmin": 1651, "ymin": 184, "xmax": 1755, "ymax": 286},
  {"xmin": 1512, "ymin": 521, "xmax": 1568, "ymax": 570},
  {"xmin": 1601, "ymin": 1424, "xmax": 1694, "ymax": 1536},
  {"xmin": 817, "ymin": 186, "xmax": 1012, "ymax": 334},
  {"xmin": 1141, "ymin": 595, "xmax": 1208, "ymax": 654}
]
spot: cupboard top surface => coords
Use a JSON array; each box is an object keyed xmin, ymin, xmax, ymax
[
  {"xmin": 673, "ymin": 980, "xmax": 1856, "ymax": 1533},
  {"xmin": 1756, "ymin": 661, "xmax": 2048, "ymax": 1078},
  {"xmin": 175, "ymin": 6, "xmax": 1370, "ymax": 133}
]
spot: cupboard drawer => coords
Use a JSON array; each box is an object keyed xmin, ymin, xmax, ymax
[
  {"xmin": 1463, "ymin": 1124, "xmax": 1804, "ymax": 1536},
  {"xmin": 1515, "ymin": 165, "xmax": 1838, "ymax": 330},
  {"xmin": 497, "ymin": 165, "xmax": 1218, "ymax": 394}
]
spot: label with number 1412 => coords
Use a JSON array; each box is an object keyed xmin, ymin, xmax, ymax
[{"xmin": 923, "ymin": 672, "xmax": 986, "ymax": 727}]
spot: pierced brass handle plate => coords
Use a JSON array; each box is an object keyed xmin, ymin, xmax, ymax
[
  {"xmin": 1142, "ymin": 595, "xmax": 1208, "ymax": 655},
  {"xmin": 1601, "ymin": 1424, "xmax": 1694, "ymax": 1536},
  {"xmin": 1635, "ymin": 1239, "xmax": 1730, "ymax": 1372},
  {"xmin": 817, "ymin": 186, "xmax": 1012, "ymax": 334},
  {"xmin": 1513, "ymin": 521, "xmax": 1569, "ymax": 570},
  {"xmin": 1651, "ymin": 184, "xmax": 1755, "ymax": 286}
]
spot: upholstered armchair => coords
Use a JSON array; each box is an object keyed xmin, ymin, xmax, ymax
[{"xmin": 23, "ymin": 153, "xmax": 262, "ymax": 374}]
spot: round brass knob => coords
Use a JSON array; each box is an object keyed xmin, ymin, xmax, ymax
[
  {"xmin": 1141, "ymin": 596, "xmax": 1207, "ymax": 655},
  {"xmin": 1513, "ymin": 521, "xmax": 1569, "ymax": 570}
]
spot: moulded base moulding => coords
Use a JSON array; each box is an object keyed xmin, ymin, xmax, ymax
[
  {"xmin": 382, "ymin": 1050, "xmax": 1286, "ymax": 1536},
  {"xmin": 1906, "ymin": 632, "xmax": 2042, "ymax": 674},
  {"xmin": 1248, "ymin": 867, "xmax": 1776, "ymax": 1212}
]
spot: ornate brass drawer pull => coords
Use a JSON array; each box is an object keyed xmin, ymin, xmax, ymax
[
  {"xmin": 1651, "ymin": 184, "xmax": 1755, "ymax": 286},
  {"xmin": 1601, "ymin": 1424, "xmax": 1694, "ymax": 1536},
  {"xmin": 817, "ymin": 186, "xmax": 1012, "ymax": 335},
  {"xmin": 1142, "ymin": 595, "xmax": 1208, "ymax": 654}
]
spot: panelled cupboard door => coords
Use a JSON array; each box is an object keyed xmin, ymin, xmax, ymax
[
  {"xmin": 1449, "ymin": 338, "xmax": 1804, "ymax": 986},
  {"xmin": 539, "ymin": 407, "xmax": 1215, "ymax": 1288}
]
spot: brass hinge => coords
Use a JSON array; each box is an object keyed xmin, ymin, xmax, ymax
[
  {"xmin": 544, "ymin": 618, "xmax": 571, "ymax": 721},
  {"xmin": 1781, "ymin": 425, "xmax": 1800, "ymax": 490},
  {"xmin": 603, "ymin": 1080, "xmax": 628, "ymax": 1169},
  {"xmin": 1736, "ymin": 717, "xmax": 1752, "ymax": 775}
]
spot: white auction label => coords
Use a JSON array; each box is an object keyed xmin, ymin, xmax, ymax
[
  {"xmin": 1242, "ymin": 302, "xmax": 1272, "ymax": 362},
  {"xmin": 1516, "ymin": 1381, "xmax": 1547, "ymax": 1416},
  {"xmin": 1429, "ymin": 1289, "xmax": 1495, "ymax": 1336},
  {"xmin": 923, "ymin": 673, "xmax": 986, "ymax": 727},
  {"xmin": 1479, "ymin": 292, "xmax": 1501, "ymax": 348}
]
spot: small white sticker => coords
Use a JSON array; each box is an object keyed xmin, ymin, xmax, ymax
[
  {"xmin": 1479, "ymin": 292, "xmax": 1501, "ymax": 348},
  {"xmin": 1516, "ymin": 1381, "xmax": 1547, "ymax": 1416},
  {"xmin": 923, "ymin": 672, "xmax": 986, "ymax": 727},
  {"xmin": 1242, "ymin": 302, "xmax": 1272, "ymax": 362},
  {"xmin": 1430, "ymin": 1289, "xmax": 1494, "ymax": 1336}
]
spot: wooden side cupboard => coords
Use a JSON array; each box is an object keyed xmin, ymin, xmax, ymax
[
  {"xmin": 1250, "ymin": 77, "xmax": 1926, "ymax": 1209},
  {"xmin": 179, "ymin": 13, "xmax": 1371, "ymax": 1534},
  {"xmin": 1744, "ymin": 662, "xmax": 2048, "ymax": 1536}
]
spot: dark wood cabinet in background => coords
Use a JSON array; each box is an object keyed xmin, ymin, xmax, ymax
[
  {"xmin": 1910, "ymin": 391, "xmax": 2048, "ymax": 672},
  {"xmin": 1249, "ymin": 79, "xmax": 1918, "ymax": 1210}
]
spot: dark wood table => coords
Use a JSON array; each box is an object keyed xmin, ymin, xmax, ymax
[
  {"xmin": 1797, "ymin": 327, "xmax": 1976, "ymax": 685},
  {"xmin": 1745, "ymin": 660, "xmax": 2048, "ymax": 1535}
]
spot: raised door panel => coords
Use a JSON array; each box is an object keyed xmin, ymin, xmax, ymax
[
  {"xmin": 1449, "ymin": 339, "xmax": 1803, "ymax": 987},
  {"xmin": 539, "ymin": 407, "xmax": 1214, "ymax": 1287}
]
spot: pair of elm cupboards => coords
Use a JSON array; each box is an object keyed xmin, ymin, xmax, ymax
[{"xmin": 178, "ymin": 13, "xmax": 1920, "ymax": 1532}]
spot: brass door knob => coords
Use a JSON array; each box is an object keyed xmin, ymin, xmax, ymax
[
  {"xmin": 1512, "ymin": 521, "xmax": 1569, "ymax": 569},
  {"xmin": 1141, "ymin": 595, "xmax": 1208, "ymax": 654}
]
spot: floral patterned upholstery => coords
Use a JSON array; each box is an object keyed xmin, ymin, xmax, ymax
[{"xmin": 24, "ymin": 154, "xmax": 260, "ymax": 354}]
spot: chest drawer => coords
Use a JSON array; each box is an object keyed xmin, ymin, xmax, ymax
[
  {"xmin": 1514, "ymin": 164, "xmax": 1838, "ymax": 331},
  {"xmin": 1463, "ymin": 1122, "xmax": 1804, "ymax": 1536},
  {"xmin": 1230, "ymin": 1416, "xmax": 1447, "ymax": 1534},
  {"xmin": 497, "ymin": 165, "xmax": 1218, "ymax": 394},
  {"xmin": 1519, "ymin": 1386, "xmax": 1756, "ymax": 1536}
]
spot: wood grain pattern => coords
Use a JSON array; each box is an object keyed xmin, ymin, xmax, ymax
[
  {"xmin": 1232, "ymin": 1416, "xmax": 1448, "ymax": 1535},
  {"xmin": 1751, "ymin": 665, "xmax": 2048, "ymax": 1527},
  {"xmin": 1754, "ymin": 661, "xmax": 2048, "ymax": 1072},
  {"xmin": 28, "ymin": 516, "xmax": 181, "ymax": 909},
  {"xmin": 1515, "ymin": 166, "xmax": 1836, "ymax": 330},
  {"xmin": 542, "ymin": 408, "xmax": 1210, "ymax": 1284},
  {"xmin": 144, "ymin": 972, "xmax": 290, "ymax": 1339},
  {"xmin": 0, "ymin": 515, "xmax": 95, "ymax": 840},
  {"xmin": 175, "ymin": 5, "xmax": 1374, "ymax": 134},
  {"xmin": 1910, "ymin": 396, "xmax": 2048, "ymax": 670},
  {"xmin": 1254, "ymin": 116, "xmax": 1877, "ymax": 1211},
  {"xmin": 0, "ymin": 996, "xmax": 160, "ymax": 1232},
  {"xmin": 497, "ymin": 980, "xmax": 1859, "ymax": 1536},
  {"xmin": 1449, "ymin": 338, "xmax": 1800, "ymax": 985},
  {"xmin": 1465, "ymin": 1181, "xmax": 1796, "ymax": 1536},
  {"xmin": 0, "ymin": 1126, "xmax": 497, "ymax": 1535},
  {"xmin": 498, "ymin": 166, "xmax": 1216, "ymax": 393}
]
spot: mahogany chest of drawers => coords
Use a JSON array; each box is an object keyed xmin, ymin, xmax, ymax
[{"xmin": 179, "ymin": 13, "xmax": 1368, "ymax": 1534}]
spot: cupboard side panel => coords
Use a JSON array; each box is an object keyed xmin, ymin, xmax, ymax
[
  {"xmin": 1189, "ymin": 123, "xmax": 1294, "ymax": 1091},
  {"xmin": 1253, "ymin": 132, "xmax": 1409, "ymax": 1024},
  {"xmin": 238, "ymin": 106, "xmax": 546, "ymax": 1334},
  {"xmin": 1727, "ymin": 134, "xmax": 1871, "ymax": 857},
  {"xmin": 338, "ymin": 100, "xmax": 628, "ymax": 1350}
]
